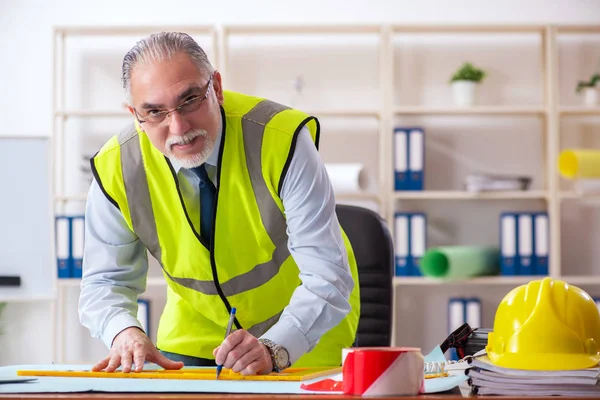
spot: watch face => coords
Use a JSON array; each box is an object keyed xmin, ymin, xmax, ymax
[{"xmin": 274, "ymin": 347, "xmax": 290, "ymax": 369}]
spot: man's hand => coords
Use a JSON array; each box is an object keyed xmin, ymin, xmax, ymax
[
  {"xmin": 213, "ymin": 330, "xmax": 272, "ymax": 375},
  {"xmin": 92, "ymin": 327, "xmax": 184, "ymax": 373}
]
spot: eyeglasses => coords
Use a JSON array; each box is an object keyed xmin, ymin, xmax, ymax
[{"xmin": 134, "ymin": 73, "xmax": 214, "ymax": 126}]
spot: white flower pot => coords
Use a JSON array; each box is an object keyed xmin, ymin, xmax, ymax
[
  {"xmin": 451, "ymin": 80, "xmax": 477, "ymax": 107},
  {"xmin": 582, "ymin": 86, "xmax": 599, "ymax": 107}
]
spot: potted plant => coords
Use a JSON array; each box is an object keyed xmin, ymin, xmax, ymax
[
  {"xmin": 450, "ymin": 62, "xmax": 486, "ymax": 107},
  {"xmin": 576, "ymin": 73, "xmax": 600, "ymax": 107}
]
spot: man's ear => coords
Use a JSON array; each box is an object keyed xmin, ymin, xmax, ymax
[{"xmin": 212, "ymin": 71, "xmax": 224, "ymax": 105}]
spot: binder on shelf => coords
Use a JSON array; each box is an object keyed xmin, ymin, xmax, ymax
[
  {"xmin": 500, "ymin": 212, "xmax": 518, "ymax": 276},
  {"xmin": 55, "ymin": 216, "xmax": 71, "ymax": 279},
  {"xmin": 393, "ymin": 128, "xmax": 409, "ymax": 190},
  {"xmin": 137, "ymin": 298, "xmax": 150, "ymax": 338},
  {"xmin": 70, "ymin": 216, "xmax": 85, "ymax": 279},
  {"xmin": 533, "ymin": 212, "xmax": 550, "ymax": 276},
  {"xmin": 517, "ymin": 213, "xmax": 534, "ymax": 276},
  {"xmin": 409, "ymin": 213, "xmax": 426, "ymax": 276},
  {"xmin": 593, "ymin": 297, "xmax": 600, "ymax": 315},
  {"xmin": 394, "ymin": 213, "xmax": 410, "ymax": 276},
  {"xmin": 465, "ymin": 297, "xmax": 482, "ymax": 329},
  {"xmin": 408, "ymin": 128, "xmax": 424, "ymax": 191},
  {"xmin": 447, "ymin": 298, "xmax": 466, "ymax": 360}
]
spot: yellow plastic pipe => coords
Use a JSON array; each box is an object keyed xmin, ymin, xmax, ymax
[{"xmin": 558, "ymin": 149, "xmax": 600, "ymax": 179}]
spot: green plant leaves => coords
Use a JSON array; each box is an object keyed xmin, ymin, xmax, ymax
[{"xmin": 450, "ymin": 62, "xmax": 486, "ymax": 83}]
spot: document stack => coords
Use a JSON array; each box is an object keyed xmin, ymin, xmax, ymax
[
  {"xmin": 465, "ymin": 172, "xmax": 531, "ymax": 193},
  {"xmin": 462, "ymin": 355, "xmax": 600, "ymax": 397}
]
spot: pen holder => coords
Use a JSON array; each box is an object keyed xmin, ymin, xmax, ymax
[{"xmin": 342, "ymin": 347, "xmax": 424, "ymax": 396}]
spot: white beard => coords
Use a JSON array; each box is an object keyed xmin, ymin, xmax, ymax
[{"xmin": 165, "ymin": 129, "xmax": 215, "ymax": 169}]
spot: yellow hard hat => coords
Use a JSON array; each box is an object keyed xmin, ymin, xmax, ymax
[{"xmin": 486, "ymin": 277, "xmax": 600, "ymax": 370}]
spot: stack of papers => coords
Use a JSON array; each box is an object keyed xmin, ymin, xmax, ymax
[
  {"xmin": 463, "ymin": 356, "xmax": 600, "ymax": 396},
  {"xmin": 465, "ymin": 173, "xmax": 531, "ymax": 193}
]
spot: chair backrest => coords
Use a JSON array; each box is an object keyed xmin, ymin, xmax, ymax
[{"xmin": 336, "ymin": 204, "xmax": 394, "ymax": 347}]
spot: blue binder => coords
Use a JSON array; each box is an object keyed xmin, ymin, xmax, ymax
[
  {"xmin": 394, "ymin": 128, "xmax": 409, "ymax": 190},
  {"xmin": 517, "ymin": 213, "xmax": 534, "ymax": 276},
  {"xmin": 409, "ymin": 213, "xmax": 427, "ymax": 276},
  {"xmin": 70, "ymin": 216, "xmax": 85, "ymax": 278},
  {"xmin": 394, "ymin": 213, "xmax": 410, "ymax": 276},
  {"xmin": 465, "ymin": 297, "xmax": 482, "ymax": 329},
  {"xmin": 500, "ymin": 212, "xmax": 518, "ymax": 276},
  {"xmin": 137, "ymin": 298, "xmax": 151, "ymax": 338},
  {"xmin": 447, "ymin": 297, "xmax": 466, "ymax": 360},
  {"xmin": 533, "ymin": 212, "xmax": 550, "ymax": 275},
  {"xmin": 408, "ymin": 128, "xmax": 424, "ymax": 191},
  {"xmin": 55, "ymin": 216, "xmax": 71, "ymax": 278}
]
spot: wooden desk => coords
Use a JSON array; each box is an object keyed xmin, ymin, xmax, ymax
[{"xmin": 0, "ymin": 395, "xmax": 595, "ymax": 399}]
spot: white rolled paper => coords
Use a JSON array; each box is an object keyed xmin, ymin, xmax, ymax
[{"xmin": 324, "ymin": 163, "xmax": 369, "ymax": 193}]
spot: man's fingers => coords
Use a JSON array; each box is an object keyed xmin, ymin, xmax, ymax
[
  {"xmin": 105, "ymin": 355, "xmax": 122, "ymax": 372},
  {"xmin": 241, "ymin": 359, "xmax": 267, "ymax": 376},
  {"xmin": 150, "ymin": 350, "xmax": 184, "ymax": 370},
  {"xmin": 121, "ymin": 352, "xmax": 134, "ymax": 373},
  {"xmin": 216, "ymin": 330, "xmax": 246, "ymax": 365},
  {"xmin": 91, "ymin": 357, "xmax": 110, "ymax": 372},
  {"xmin": 231, "ymin": 346, "xmax": 262, "ymax": 373},
  {"xmin": 212, "ymin": 346, "xmax": 220, "ymax": 357},
  {"xmin": 132, "ymin": 347, "xmax": 147, "ymax": 373}
]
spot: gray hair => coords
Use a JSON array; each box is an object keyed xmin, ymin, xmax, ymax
[{"xmin": 122, "ymin": 32, "xmax": 215, "ymax": 103}]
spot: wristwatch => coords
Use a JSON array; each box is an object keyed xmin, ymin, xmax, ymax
[{"xmin": 259, "ymin": 338, "xmax": 291, "ymax": 372}]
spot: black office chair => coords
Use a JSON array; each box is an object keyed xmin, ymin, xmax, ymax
[{"xmin": 336, "ymin": 204, "xmax": 394, "ymax": 347}]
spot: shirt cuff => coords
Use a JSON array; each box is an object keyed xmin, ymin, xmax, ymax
[
  {"xmin": 260, "ymin": 319, "xmax": 310, "ymax": 366},
  {"xmin": 102, "ymin": 312, "xmax": 144, "ymax": 349}
]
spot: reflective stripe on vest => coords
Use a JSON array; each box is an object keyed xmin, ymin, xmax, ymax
[{"xmin": 119, "ymin": 99, "xmax": 292, "ymax": 337}]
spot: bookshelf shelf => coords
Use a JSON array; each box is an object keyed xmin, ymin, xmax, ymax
[
  {"xmin": 559, "ymin": 106, "xmax": 600, "ymax": 116},
  {"xmin": 55, "ymin": 109, "xmax": 381, "ymax": 119},
  {"xmin": 394, "ymin": 106, "xmax": 546, "ymax": 116},
  {"xmin": 393, "ymin": 190, "xmax": 548, "ymax": 200},
  {"xmin": 393, "ymin": 276, "xmax": 548, "ymax": 286},
  {"xmin": 57, "ymin": 277, "xmax": 167, "ymax": 288}
]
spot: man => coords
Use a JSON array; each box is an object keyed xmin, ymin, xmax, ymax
[{"xmin": 79, "ymin": 32, "xmax": 360, "ymax": 376}]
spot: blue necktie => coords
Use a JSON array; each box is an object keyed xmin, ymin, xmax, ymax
[{"xmin": 191, "ymin": 164, "xmax": 216, "ymax": 242}]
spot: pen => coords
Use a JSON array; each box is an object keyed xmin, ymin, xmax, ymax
[{"xmin": 216, "ymin": 307, "xmax": 236, "ymax": 380}]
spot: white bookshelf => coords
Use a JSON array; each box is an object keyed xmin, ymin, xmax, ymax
[{"xmin": 50, "ymin": 23, "xmax": 600, "ymax": 363}]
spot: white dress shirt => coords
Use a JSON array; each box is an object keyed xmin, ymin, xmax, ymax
[{"xmin": 78, "ymin": 123, "xmax": 354, "ymax": 365}]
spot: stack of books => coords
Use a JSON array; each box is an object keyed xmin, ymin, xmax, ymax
[
  {"xmin": 460, "ymin": 355, "xmax": 600, "ymax": 397},
  {"xmin": 465, "ymin": 172, "xmax": 531, "ymax": 193}
]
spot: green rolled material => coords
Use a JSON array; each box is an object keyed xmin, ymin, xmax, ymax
[{"xmin": 420, "ymin": 246, "xmax": 500, "ymax": 279}]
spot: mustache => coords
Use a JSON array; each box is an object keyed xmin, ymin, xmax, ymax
[{"xmin": 166, "ymin": 129, "xmax": 208, "ymax": 148}]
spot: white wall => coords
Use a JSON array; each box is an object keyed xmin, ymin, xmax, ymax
[{"xmin": 1, "ymin": 0, "xmax": 599, "ymax": 366}]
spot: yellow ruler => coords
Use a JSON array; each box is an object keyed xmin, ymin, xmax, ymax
[{"xmin": 17, "ymin": 366, "xmax": 341, "ymax": 382}]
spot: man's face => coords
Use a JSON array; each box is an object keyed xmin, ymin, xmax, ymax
[{"xmin": 128, "ymin": 52, "xmax": 224, "ymax": 168}]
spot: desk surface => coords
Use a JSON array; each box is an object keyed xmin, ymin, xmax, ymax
[{"xmin": 0, "ymin": 395, "xmax": 596, "ymax": 399}]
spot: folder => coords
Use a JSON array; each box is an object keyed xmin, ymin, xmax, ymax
[
  {"xmin": 409, "ymin": 213, "xmax": 426, "ymax": 276},
  {"xmin": 517, "ymin": 213, "xmax": 533, "ymax": 276},
  {"xmin": 408, "ymin": 128, "xmax": 424, "ymax": 191},
  {"xmin": 55, "ymin": 216, "xmax": 71, "ymax": 279},
  {"xmin": 533, "ymin": 212, "xmax": 549, "ymax": 276},
  {"xmin": 137, "ymin": 298, "xmax": 150, "ymax": 338},
  {"xmin": 70, "ymin": 216, "xmax": 85, "ymax": 279},
  {"xmin": 394, "ymin": 213, "xmax": 410, "ymax": 276},
  {"xmin": 465, "ymin": 297, "xmax": 482, "ymax": 329},
  {"xmin": 500, "ymin": 213, "xmax": 517, "ymax": 276},
  {"xmin": 447, "ymin": 298, "xmax": 466, "ymax": 360},
  {"xmin": 394, "ymin": 128, "xmax": 409, "ymax": 190},
  {"xmin": 594, "ymin": 297, "xmax": 600, "ymax": 315}
]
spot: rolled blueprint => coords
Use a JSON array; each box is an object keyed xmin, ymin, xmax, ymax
[
  {"xmin": 420, "ymin": 246, "xmax": 500, "ymax": 279},
  {"xmin": 324, "ymin": 163, "xmax": 369, "ymax": 193},
  {"xmin": 559, "ymin": 149, "xmax": 600, "ymax": 179}
]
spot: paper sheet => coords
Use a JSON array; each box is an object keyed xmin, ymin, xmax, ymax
[{"xmin": 0, "ymin": 364, "xmax": 332, "ymax": 394}]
